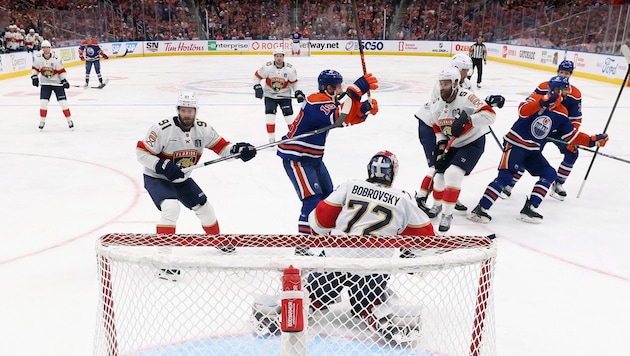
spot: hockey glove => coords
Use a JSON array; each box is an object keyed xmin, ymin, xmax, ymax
[
  {"xmin": 253, "ymin": 84, "xmax": 263, "ymax": 99},
  {"xmin": 434, "ymin": 139, "xmax": 449, "ymax": 162},
  {"xmin": 485, "ymin": 95, "xmax": 505, "ymax": 108},
  {"xmin": 539, "ymin": 91, "xmax": 558, "ymax": 108},
  {"xmin": 566, "ymin": 144, "xmax": 577, "ymax": 153},
  {"xmin": 359, "ymin": 98, "xmax": 379, "ymax": 118},
  {"xmin": 451, "ymin": 111, "xmax": 470, "ymax": 137},
  {"xmin": 589, "ymin": 133, "xmax": 609, "ymax": 147},
  {"xmin": 102, "ymin": 54, "xmax": 109, "ymax": 59},
  {"xmin": 155, "ymin": 158, "xmax": 185, "ymax": 181},
  {"xmin": 31, "ymin": 75, "xmax": 39, "ymax": 87},
  {"xmin": 61, "ymin": 79, "xmax": 70, "ymax": 89},
  {"xmin": 230, "ymin": 142, "xmax": 257, "ymax": 162},
  {"xmin": 347, "ymin": 73, "xmax": 378, "ymax": 101},
  {"xmin": 79, "ymin": 55, "xmax": 85, "ymax": 61},
  {"xmin": 294, "ymin": 90, "xmax": 306, "ymax": 103}
]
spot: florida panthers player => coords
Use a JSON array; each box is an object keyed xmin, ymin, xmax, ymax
[
  {"xmin": 136, "ymin": 92, "xmax": 257, "ymax": 279},
  {"xmin": 78, "ymin": 34, "xmax": 109, "ymax": 88},
  {"xmin": 467, "ymin": 76, "xmax": 608, "ymax": 224},
  {"xmin": 31, "ymin": 39, "xmax": 73, "ymax": 130},
  {"xmin": 253, "ymin": 49, "xmax": 305, "ymax": 143},
  {"xmin": 414, "ymin": 54, "xmax": 504, "ymax": 219},
  {"xmin": 500, "ymin": 59, "xmax": 582, "ymax": 200},
  {"xmin": 252, "ymin": 151, "xmax": 434, "ymax": 342},
  {"xmin": 422, "ymin": 67, "xmax": 497, "ymax": 232},
  {"xmin": 290, "ymin": 27, "xmax": 303, "ymax": 55}
]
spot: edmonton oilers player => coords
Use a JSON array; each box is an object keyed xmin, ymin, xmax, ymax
[
  {"xmin": 277, "ymin": 69, "xmax": 379, "ymax": 255},
  {"xmin": 500, "ymin": 60, "xmax": 582, "ymax": 200},
  {"xmin": 78, "ymin": 33, "xmax": 108, "ymax": 88},
  {"xmin": 467, "ymin": 76, "xmax": 608, "ymax": 224}
]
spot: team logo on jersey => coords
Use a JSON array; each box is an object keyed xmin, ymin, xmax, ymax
[
  {"xmin": 173, "ymin": 150, "xmax": 199, "ymax": 168},
  {"xmin": 42, "ymin": 66, "xmax": 54, "ymax": 78},
  {"xmin": 531, "ymin": 116, "xmax": 552, "ymax": 139}
]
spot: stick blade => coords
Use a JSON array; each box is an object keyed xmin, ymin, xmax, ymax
[{"xmin": 621, "ymin": 44, "xmax": 630, "ymax": 64}]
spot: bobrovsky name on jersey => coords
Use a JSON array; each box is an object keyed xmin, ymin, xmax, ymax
[{"xmin": 306, "ymin": 40, "xmax": 385, "ymax": 52}]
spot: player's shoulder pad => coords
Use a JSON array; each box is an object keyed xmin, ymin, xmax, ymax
[{"xmin": 569, "ymin": 85, "xmax": 582, "ymax": 99}]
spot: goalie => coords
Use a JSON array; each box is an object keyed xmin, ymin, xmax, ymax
[{"xmin": 252, "ymin": 151, "xmax": 436, "ymax": 343}]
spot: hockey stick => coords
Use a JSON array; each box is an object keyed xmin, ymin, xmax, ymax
[
  {"xmin": 487, "ymin": 127, "xmax": 503, "ymax": 150},
  {"xmin": 576, "ymin": 44, "xmax": 630, "ymax": 197},
  {"xmin": 183, "ymin": 115, "xmax": 347, "ymax": 172},
  {"xmin": 117, "ymin": 47, "xmax": 128, "ymax": 57},
  {"xmin": 350, "ymin": 0, "xmax": 368, "ymax": 79},
  {"xmin": 546, "ymin": 136, "xmax": 630, "ymax": 164}
]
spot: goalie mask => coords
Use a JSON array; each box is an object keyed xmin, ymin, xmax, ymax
[{"xmin": 367, "ymin": 150, "xmax": 399, "ymax": 186}]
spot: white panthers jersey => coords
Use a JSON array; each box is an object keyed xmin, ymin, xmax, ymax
[
  {"xmin": 415, "ymin": 78, "xmax": 476, "ymax": 125},
  {"xmin": 428, "ymin": 88, "xmax": 495, "ymax": 148},
  {"xmin": 309, "ymin": 179, "xmax": 432, "ymax": 258},
  {"xmin": 32, "ymin": 52, "xmax": 67, "ymax": 85},
  {"xmin": 254, "ymin": 61, "xmax": 298, "ymax": 99},
  {"xmin": 136, "ymin": 116, "xmax": 233, "ymax": 183}
]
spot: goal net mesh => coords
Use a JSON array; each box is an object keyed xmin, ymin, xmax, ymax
[{"xmin": 94, "ymin": 233, "xmax": 496, "ymax": 356}]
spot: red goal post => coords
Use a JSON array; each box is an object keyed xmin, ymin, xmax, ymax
[{"xmin": 94, "ymin": 233, "xmax": 497, "ymax": 356}]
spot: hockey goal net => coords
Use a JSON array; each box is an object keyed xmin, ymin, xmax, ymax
[
  {"xmin": 282, "ymin": 38, "xmax": 311, "ymax": 56},
  {"xmin": 94, "ymin": 234, "xmax": 497, "ymax": 356}
]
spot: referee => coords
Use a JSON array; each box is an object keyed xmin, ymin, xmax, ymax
[{"xmin": 469, "ymin": 36, "xmax": 487, "ymax": 88}]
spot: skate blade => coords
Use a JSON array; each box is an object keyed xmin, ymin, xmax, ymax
[{"xmin": 517, "ymin": 215, "xmax": 542, "ymax": 224}]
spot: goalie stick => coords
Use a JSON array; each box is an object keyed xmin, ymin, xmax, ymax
[
  {"xmin": 577, "ymin": 44, "xmax": 630, "ymax": 197},
  {"xmin": 182, "ymin": 113, "xmax": 347, "ymax": 172},
  {"xmin": 546, "ymin": 136, "xmax": 630, "ymax": 164}
]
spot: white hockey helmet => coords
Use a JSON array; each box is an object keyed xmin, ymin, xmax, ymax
[
  {"xmin": 451, "ymin": 53, "xmax": 472, "ymax": 71},
  {"xmin": 438, "ymin": 66, "xmax": 460, "ymax": 86},
  {"xmin": 273, "ymin": 48, "xmax": 284, "ymax": 56},
  {"xmin": 177, "ymin": 91, "xmax": 198, "ymax": 110},
  {"xmin": 41, "ymin": 40, "xmax": 51, "ymax": 48}
]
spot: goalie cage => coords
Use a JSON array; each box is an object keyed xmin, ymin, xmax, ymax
[
  {"xmin": 282, "ymin": 38, "xmax": 311, "ymax": 56},
  {"xmin": 94, "ymin": 234, "xmax": 497, "ymax": 356}
]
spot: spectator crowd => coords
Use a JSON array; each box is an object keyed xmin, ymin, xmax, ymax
[{"xmin": 1, "ymin": 0, "xmax": 629, "ymax": 54}]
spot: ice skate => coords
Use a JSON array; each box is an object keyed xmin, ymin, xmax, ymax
[
  {"xmin": 500, "ymin": 185, "xmax": 513, "ymax": 199},
  {"xmin": 467, "ymin": 204, "xmax": 492, "ymax": 223},
  {"xmin": 426, "ymin": 205, "xmax": 442, "ymax": 219},
  {"xmin": 38, "ymin": 120, "xmax": 45, "ymax": 130},
  {"xmin": 454, "ymin": 200, "xmax": 468, "ymax": 213},
  {"xmin": 67, "ymin": 119, "xmax": 74, "ymax": 130},
  {"xmin": 518, "ymin": 198, "xmax": 543, "ymax": 223},
  {"xmin": 438, "ymin": 214, "xmax": 453, "ymax": 232},
  {"xmin": 549, "ymin": 182, "xmax": 567, "ymax": 201}
]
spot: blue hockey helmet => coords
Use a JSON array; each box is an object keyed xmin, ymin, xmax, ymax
[
  {"xmin": 557, "ymin": 60, "xmax": 575, "ymax": 74},
  {"xmin": 367, "ymin": 150, "xmax": 399, "ymax": 186},
  {"xmin": 317, "ymin": 69, "xmax": 344, "ymax": 92},
  {"xmin": 548, "ymin": 75, "xmax": 570, "ymax": 93}
]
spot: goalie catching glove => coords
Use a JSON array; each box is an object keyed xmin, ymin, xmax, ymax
[
  {"xmin": 230, "ymin": 142, "xmax": 257, "ymax": 162},
  {"xmin": 155, "ymin": 158, "xmax": 185, "ymax": 181},
  {"xmin": 451, "ymin": 111, "xmax": 470, "ymax": 137},
  {"xmin": 347, "ymin": 73, "xmax": 378, "ymax": 101}
]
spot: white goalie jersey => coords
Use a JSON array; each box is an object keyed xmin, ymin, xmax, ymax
[
  {"xmin": 309, "ymin": 179, "xmax": 433, "ymax": 258},
  {"xmin": 253, "ymin": 61, "xmax": 298, "ymax": 99}
]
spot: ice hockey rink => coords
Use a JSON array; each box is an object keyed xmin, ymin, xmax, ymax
[{"xmin": 1, "ymin": 52, "xmax": 629, "ymax": 356}]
